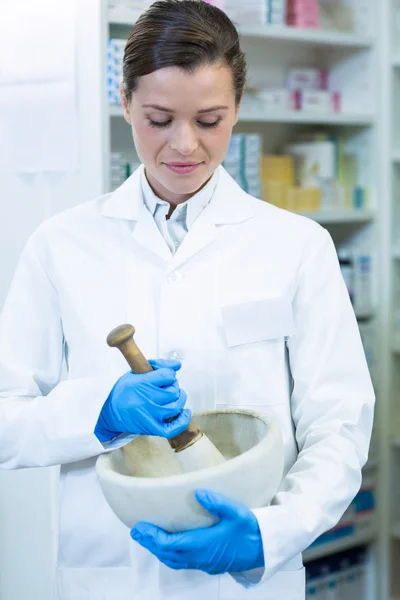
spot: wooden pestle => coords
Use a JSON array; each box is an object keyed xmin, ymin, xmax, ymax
[{"xmin": 106, "ymin": 324, "xmax": 203, "ymax": 453}]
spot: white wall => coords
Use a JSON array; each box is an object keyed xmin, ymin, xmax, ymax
[{"xmin": 0, "ymin": 1, "xmax": 105, "ymax": 598}]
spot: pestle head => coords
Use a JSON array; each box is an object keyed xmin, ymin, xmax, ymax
[
  {"xmin": 107, "ymin": 324, "xmax": 135, "ymax": 347},
  {"xmin": 174, "ymin": 433, "xmax": 225, "ymax": 474}
]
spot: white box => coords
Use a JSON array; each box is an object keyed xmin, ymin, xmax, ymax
[
  {"xmin": 258, "ymin": 89, "xmax": 296, "ymax": 110},
  {"xmin": 285, "ymin": 141, "xmax": 336, "ymax": 186},
  {"xmin": 286, "ymin": 68, "xmax": 327, "ymax": 91},
  {"xmin": 294, "ymin": 89, "xmax": 341, "ymax": 112}
]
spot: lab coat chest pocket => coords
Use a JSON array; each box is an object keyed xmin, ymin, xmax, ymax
[{"xmin": 217, "ymin": 296, "xmax": 295, "ymax": 407}]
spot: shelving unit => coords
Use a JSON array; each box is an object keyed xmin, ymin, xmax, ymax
[
  {"xmin": 303, "ymin": 530, "xmax": 376, "ymax": 563},
  {"xmin": 381, "ymin": 1, "xmax": 400, "ymax": 599},
  {"xmin": 104, "ymin": 2, "xmax": 382, "ymax": 598}
]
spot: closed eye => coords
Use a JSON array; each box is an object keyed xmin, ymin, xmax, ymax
[{"xmin": 148, "ymin": 118, "xmax": 222, "ymax": 130}]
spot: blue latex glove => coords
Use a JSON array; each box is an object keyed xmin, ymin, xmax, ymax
[
  {"xmin": 95, "ymin": 359, "xmax": 191, "ymax": 443},
  {"xmin": 130, "ymin": 489, "xmax": 264, "ymax": 575}
]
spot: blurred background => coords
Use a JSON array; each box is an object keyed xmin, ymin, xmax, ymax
[{"xmin": 0, "ymin": 0, "xmax": 398, "ymax": 598}]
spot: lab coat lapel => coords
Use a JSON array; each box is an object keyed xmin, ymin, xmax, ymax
[
  {"xmin": 170, "ymin": 213, "xmax": 217, "ymax": 271},
  {"xmin": 131, "ymin": 204, "xmax": 172, "ymax": 264},
  {"xmin": 171, "ymin": 166, "xmax": 255, "ymax": 270},
  {"xmin": 100, "ymin": 165, "xmax": 172, "ymax": 264},
  {"xmin": 101, "ymin": 166, "xmax": 144, "ymax": 222}
]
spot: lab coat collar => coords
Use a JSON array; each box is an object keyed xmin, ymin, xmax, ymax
[
  {"xmin": 100, "ymin": 164, "xmax": 255, "ymax": 226},
  {"xmin": 140, "ymin": 167, "xmax": 219, "ymax": 230}
]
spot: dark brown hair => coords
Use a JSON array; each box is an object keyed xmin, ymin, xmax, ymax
[{"xmin": 122, "ymin": 0, "xmax": 247, "ymax": 106}]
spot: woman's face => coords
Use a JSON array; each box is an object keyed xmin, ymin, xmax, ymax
[{"xmin": 121, "ymin": 62, "xmax": 240, "ymax": 205}]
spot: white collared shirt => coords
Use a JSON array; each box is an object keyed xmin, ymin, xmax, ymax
[{"xmin": 141, "ymin": 168, "xmax": 219, "ymax": 253}]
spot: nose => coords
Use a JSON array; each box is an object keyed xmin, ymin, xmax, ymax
[{"xmin": 169, "ymin": 122, "xmax": 199, "ymax": 156}]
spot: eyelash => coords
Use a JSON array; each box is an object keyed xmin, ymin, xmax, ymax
[{"xmin": 148, "ymin": 118, "xmax": 222, "ymax": 130}]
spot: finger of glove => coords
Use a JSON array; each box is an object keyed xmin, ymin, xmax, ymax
[
  {"xmin": 133, "ymin": 519, "xmax": 206, "ymax": 562},
  {"xmin": 158, "ymin": 558, "xmax": 189, "ymax": 571},
  {"xmin": 160, "ymin": 408, "xmax": 192, "ymax": 439},
  {"xmin": 194, "ymin": 489, "xmax": 249, "ymax": 521},
  {"xmin": 114, "ymin": 379, "xmax": 179, "ymax": 413},
  {"xmin": 134, "ymin": 368, "xmax": 177, "ymax": 388},
  {"xmin": 147, "ymin": 380, "xmax": 181, "ymax": 406},
  {"xmin": 133, "ymin": 522, "xmax": 189, "ymax": 553},
  {"xmin": 156, "ymin": 389, "xmax": 188, "ymax": 418},
  {"xmin": 132, "ymin": 536, "xmax": 189, "ymax": 570},
  {"xmin": 148, "ymin": 359, "xmax": 182, "ymax": 372}
]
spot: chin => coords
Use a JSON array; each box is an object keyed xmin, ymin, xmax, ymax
[{"xmin": 163, "ymin": 174, "xmax": 209, "ymax": 195}]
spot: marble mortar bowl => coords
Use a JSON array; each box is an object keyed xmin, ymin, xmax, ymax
[{"xmin": 96, "ymin": 408, "xmax": 284, "ymax": 533}]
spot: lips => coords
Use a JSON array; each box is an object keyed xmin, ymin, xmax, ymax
[{"xmin": 164, "ymin": 162, "xmax": 203, "ymax": 174}]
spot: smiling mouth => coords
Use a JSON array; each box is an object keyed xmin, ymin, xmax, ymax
[{"xmin": 163, "ymin": 162, "xmax": 203, "ymax": 174}]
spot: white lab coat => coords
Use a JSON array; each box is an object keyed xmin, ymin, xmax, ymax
[{"xmin": 0, "ymin": 165, "xmax": 374, "ymax": 600}]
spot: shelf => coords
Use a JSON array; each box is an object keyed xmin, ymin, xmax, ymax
[
  {"xmin": 108, "ymin": 11, "xmax": 373, "ymax": 49},
  {"xmin": 392, "ymin": 152, "xmax": 400, "ymax": 163},
  {"xmin": 237, "ymin": 26, "xmax": 374, "ymax": 48},
  {"xmin": 303, "ymin": 530, "xmax": 376, "ymax": 563},
  {"xmin": 393, "ymin": 249, "xmax": 400, "ymax": 259},
  {"xmin": 393, "ymin": 521, "xmax": 400, "ymax": 539},
  {"xmin": 296, "ymin": 210, "xmax": 374, "ymax": 224},
  {"xmin": 109, "ymin": 104, "xmax": 374, "ymax": 126},
  {"xmin": 362, "ymin": 459, "xmax": 378, "ymax": 471},
  {"xmin": 238, "ymin": 109, "xmax": 375, "ymax": 125},
  {"xmin": 393, "ymin": 54, "xmax": 400, "ymax": 67},
  {"xmin": 355, "ymin": 310, "xmax": 374, "ymax": 320}
]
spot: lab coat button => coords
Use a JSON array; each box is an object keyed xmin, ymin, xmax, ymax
[
  {"xmin": 167, "ymin": 271, "xmax": 183, "ymax": 284},
  {"xmin": 168, "ymin": 350, "xmax": 183, "ymax": 360}
]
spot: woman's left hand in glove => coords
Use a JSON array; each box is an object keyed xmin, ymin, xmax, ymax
[{"xmin": 130, "ymin": 489, "xmax": 264, "ymax": 575}]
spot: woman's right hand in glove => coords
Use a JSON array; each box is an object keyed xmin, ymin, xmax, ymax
[{"xmin": 94, "ymin": 359, "xmax": 190, "ymax": 443}]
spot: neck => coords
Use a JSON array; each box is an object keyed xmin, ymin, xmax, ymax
[{"xmin": 145, "ymin": 169, "xmax": 212, "ymax": 213}]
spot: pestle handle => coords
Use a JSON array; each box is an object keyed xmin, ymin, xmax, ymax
[
  {"xmin": 107, "ymin": 324, "xmax": 152, "ymax": 375},
  {"xmin": 106, "ymin": 324, "xmax": 202, "ymax": 452}
]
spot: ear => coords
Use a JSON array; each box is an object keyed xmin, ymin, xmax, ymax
[{"xmin": 120, "ymin": 84, "xmax": 132, "ymax": 125}]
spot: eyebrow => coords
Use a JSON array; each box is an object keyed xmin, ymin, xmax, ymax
[{"xmin": 142, "ymin": 104, "xmax": 229, "ymax": 114}]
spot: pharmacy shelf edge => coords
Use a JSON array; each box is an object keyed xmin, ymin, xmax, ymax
[
  {"xmin": 297, "ymin": 210, "xmax": 374, "ymax": 224},
  {"xmin": 109, "ymin": 104, "xmax": 375, "ymax": 126},
  {"xmin": 303, "ymin": 530, "xmax": 377, "ymax": 563}
]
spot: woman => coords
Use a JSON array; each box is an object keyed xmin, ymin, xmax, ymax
[{"xmin": 0, "ymin": 1, "xmax": 374, "ymax": 599}]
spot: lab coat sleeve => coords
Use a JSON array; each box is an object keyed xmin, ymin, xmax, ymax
[
  {"xmin": 0, "ymin": 232, "xmax": 116, "ymax": 469},
  {"xmin": 242, "ymin": 225, "xmax": 374, "ymax": 586}
]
